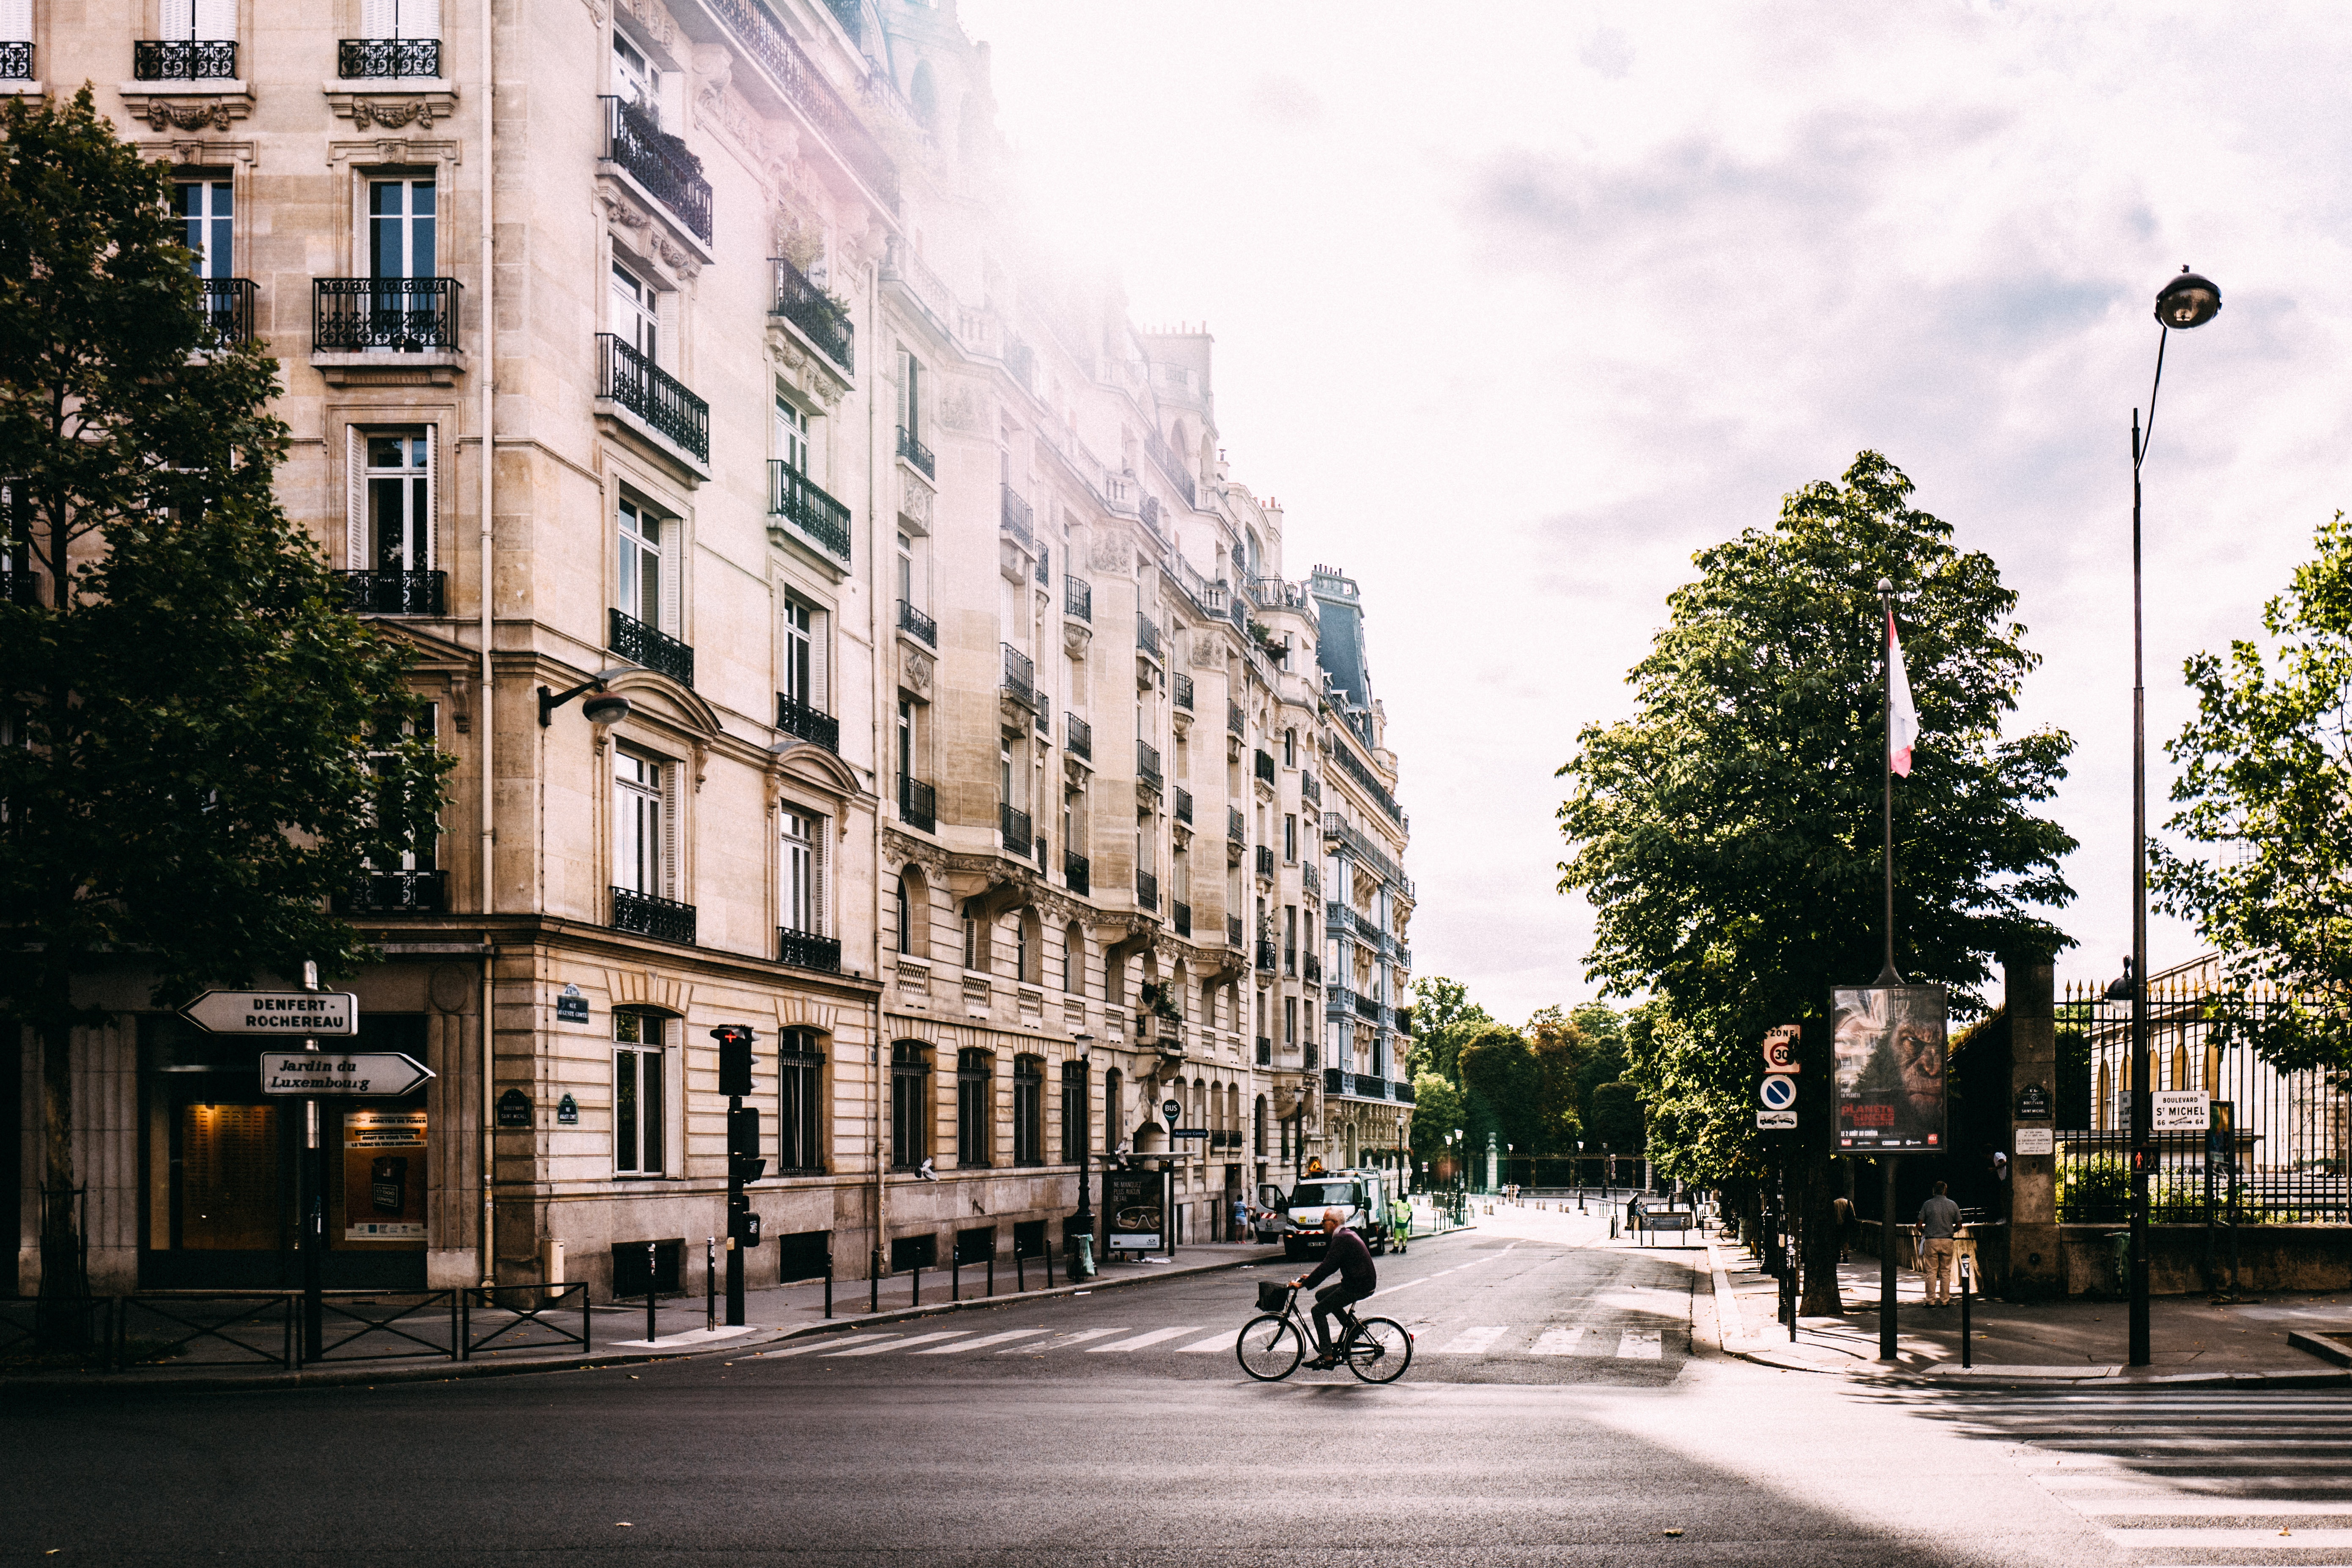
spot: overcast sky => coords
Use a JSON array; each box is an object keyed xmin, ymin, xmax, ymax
[{"xmin": 959, "ymin": 0, "xmax": 2352, "ymax": 1028}]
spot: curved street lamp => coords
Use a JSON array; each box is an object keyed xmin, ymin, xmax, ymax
[{"xmin": 2127, "ymin": 266, "xmax": 2221, "ymax": 1368}]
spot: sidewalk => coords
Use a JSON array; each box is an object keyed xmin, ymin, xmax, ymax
[{"xmin": 1710, "ymin": 1241, "xmax": 2352, "ymax": 1387}]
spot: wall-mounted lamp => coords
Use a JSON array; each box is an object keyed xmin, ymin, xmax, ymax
[{"xmin": 538, "ymin": 667, "xmax": 636, "ymax": 727}]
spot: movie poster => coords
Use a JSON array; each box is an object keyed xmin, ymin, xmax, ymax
[{"xmin": 1832, "ymin": 985, "xmax": 1947, "ymax": 1151}]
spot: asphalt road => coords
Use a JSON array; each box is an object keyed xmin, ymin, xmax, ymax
[{"xmin": 7, "ymin": 1219, "xmax": 2346, "ymax": 1566}]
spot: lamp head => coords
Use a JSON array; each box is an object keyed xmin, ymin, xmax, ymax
[
  {"xmin": 1875, "ymin": 577, "xmax": 1892, "ymax": 596},
  {"xmin": 2155, "ymin": 267, "xmax": 2221, "ymax": 329},
  {"xmin": 581, "ymin": 693, "xmax": 633, "ymax": 727}
]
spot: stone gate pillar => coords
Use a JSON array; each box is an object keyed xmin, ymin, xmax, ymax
[{"xmin": 2005, "ymin": 950, "xmax": 2061, "ymax": 1298}]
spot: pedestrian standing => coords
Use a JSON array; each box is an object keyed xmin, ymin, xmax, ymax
[
  {"xmin": 1917, "ymin": 1181, "xmax": 1963, "ymax": 1307},
  {"xmin": 1231, "ymin": 1194, "xmax": 1250, "ymax": 1244},
  {"xmin": 1830, "ymin": 1193, "xmax": 1854, "ymax": 1263}
]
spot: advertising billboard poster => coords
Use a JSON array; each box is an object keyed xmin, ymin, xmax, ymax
[
  {"xmin": 1832, "ymin": 985, "xmax": 1947, "ymax": 1151},
  {"xmin": 1102, "ymin": 1167, "xmax": 1166, "ymax": 1251},
  {"xmin": 341, "ymin": 1108, "xmax": 428, "ymax": 1243}
]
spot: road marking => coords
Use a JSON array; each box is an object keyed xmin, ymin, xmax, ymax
[
  {"xmin": 914, "ymin": 1329, "xmax": 1048, "ymax": 1354},
  {"xmin": 1379, "ymin": 1246, "xmax": 1518, "ymax": 1297},
  {"xmin": 1430, "ymin": 1326, "xmax": 1508, "ymax": 1354},
  {"xmin": 1176, "ymin": 1332, "xmax": 1236, "ymax": 1353},
  {"xmin": 2110, "ymin": 1527, "xmax": 2352, "ymax": 1547},
  {"xmin": 1088, "ymin": 1326, "xmax": 1204, "ymax": 1352},
  {"xmin": 765, "ymin": 1335, "xmax": 867, "ymax": 1357},
  {"xmin": 1004, "ymin": 1327, "xmax": 1125, "ymax": 1352},
  {"xmin": 1617, "ymin": 1330, "xmax": 1663, "ymax": 1360},
  {"xmin": 1530, "ymin": 1327, "xmax": 1588, "ymax": 1356},
  {"xmin": 824, "ymin": 1330, "xmax": 968, "ymax": 1357}
]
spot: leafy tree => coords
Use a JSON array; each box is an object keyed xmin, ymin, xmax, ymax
[
  {"xmin": 1407, "ymin": 1071, "xmax": 1464, "ymax": 1164},
  {"xmin": 0, "ymin": 91, "xmax": 449, "ymax": 1324},
  {"xmin": 1589, "ymin": 1082, "xmax": 1646, "ymax": 1154},
  {"xmin": 1408, "ymin": 974, "xmax": 1493, "ymax": 1082},
  {"xmin": 1557, "ymin": 452, "xmax": 2075, "ymax": 1309},
  {"xmin": 1458, "ymin": 1025, "xmax": 1546, "ymax": 1156},
  {"xmin": 1523, "ymin": 1006, "xmax": 1588, "ymax": 1149},
  {"xmin": 2152, "ymin": 511, "xmax": 2352, "ymax": 1073}
]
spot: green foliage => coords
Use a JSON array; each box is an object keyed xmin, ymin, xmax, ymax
[
  {"xmin": 2152, "ymin": 511, "xmax": 2352, "ymax": 1074},
  {"xmin": 1458, "ymin": 1026, "xmax": 1547, "ymax": 1154},
  {"xmin": 1557, "ymin": 453, "xmax": 2076, "ymax": 1181},
  {"xmin": 1409, "ymin": 975, "xmax": 1494, "ymax": 1081},
  {"xmin": 1407, "ymin": 1071, "xmax": 1464, "ymax": 1159},
  {"xmin": 1588, "ymin": 1082, "xmax": 1646, "ymax": 1153}
]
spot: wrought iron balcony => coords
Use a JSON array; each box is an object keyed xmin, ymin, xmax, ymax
[
  {"xmin": 776, "ymin": 692, "xmax": 839, "ymax": 752},
  {"xmin": 1064, "ymin": 574, "xmax": 1091, "ymax": 622},
  {"xmin": 1302, "ymin": 862, "xmax": 1320, "ymax": 896},
  {"xmin": 1228, "ymin": 916, "xmax": 1245, "ymax": 948},
  {"xmin": 1066, "ymin": 713, "xmax": 1092, "ymax": 761},
  {"xmin": 1175, "ymin": 675, "xmax": 1201, "ymax": 718},
  {"xmin": 896, "ymin": 424, "xmax": 934, "ymax": 478},
  {"xmin": 1036, "ymin": 702, "xmax": 1049, "ymax": 737},
  {"xmin": 1303, "ymin": 953, "xmax": 1321, "ymax": 984},
  {"xmin": 1257, "ymin": 1036, "xmax": 1272, "ymax": 1066},
  {"xmin": 1136, "ymin": 613, "xmax": 1161, "ymax": 659},
  {"xmin": 315, "ymin": 277, "xmax": 461, "ymax": 353},
  {"xmin": 999, "ymin": 483, "xmax": 1035, "ymax": 548},
  {"xmin": 1255, "ymin": 845, "xmax": 1275, "ymax": 880},
  {"xmin": 338, "ymin": 569, "xmax": 445, "ymax": 616},
  {"xmin": 1324, "ymin": 1067, "xmax": 1348, "ymax": 1097},
  {"xmin": 1227, "ymin": 807, "xmax": 1245, "ymax": 845},
  {"xmin": 1137, "ymin": 870, "xmax": 1159, "ymax": 912},
  {"xmin": 1354, "ymin": 991, "xmax": 1382, "ymax": 1021},
  {"xmin": 612, "ymin": 886, "xmax": 696, "ymax": 944},
  {"xmin": 198, "ymin": 278, "xmax": 257, "ymax": 345},
  {"xmin": 1173, "ymin": 900, "xmax": 1191, "ymax": 938},
  {"xmin": 597, "ymin": 333, "xmax": 708, "ymax": 462},
  {"xmin": 1136, "ymin": 740, "xmax": 1161, "ymax": 792},
  {"xmin": 1254, "ymin": 748, "xmax": 1276, "ymax": 785},
  {"xmin": 899, "ymin": 775, "xmax": 936, "ymax": 833},
  {"xmin": 1000, "ymin": 803, "xmax": 1033, "ymax": 858},
  {"xmin": 1228, "ymin": 700, "xmax": 1244, "ymax": 736},
  {"xmin": 609, "ymin": 606, "xmax": 694, "ymax": 687},
  {"xmin": 769, "ymin": 255, "xmax": 853, "ymax": 370},
  {"xmin": 778, "ymin": 927, "xmax": 842, "ymax": 973},
  {"xmin": 1394, "ymin": 1006, "xmax": 1416, "ymax": 1036},
  {"xmin": 600, "ymin": 96, "xmax": 713, "ymax": 244},
  {"xmin": 1001, "ymin": 642, "xmax": 1039, "ymax": 712},
  {"xmin": 1256, "ymin": 939, "xmax": 1277, "ymax": 972},
  {"xmin": 1359, "ymin": 1077, "xmax": 1389, "ymax": 1101},
  {"xmin": 1173, "ymin": 786, "xmax": 1192, "ymax": 825},
  {"xmin": 768, "ymin": 459, "xmax": 850, "ymax": 564},
  {"xmin": 338, "ymin": 38, "xmax": 440, "ymax": 77},
  {"xmin": 0, "ymin": 42, "xmax": 29, "ymax": 79},
  {"xmin": 1394, "ymin": 1079, "xmax": 1415, "ymax": 1104},
  {"xmin": 340, "ymin": 869, "xmax": 447, "ymax": 913},
  {"xmin": 1301, "ymin": 770, "xmax": 1321, "ymax": 805},
  {"xmin": 1284, "ymin": 948, "xmax": 1297, "ymax": 976},
  {"xmin": 135, "ymin": 39, "xmax": 237, "ymax": 79},
  {"xmin": 1064, "ymin": 850, "xmax": 1090, "ymax": 896},
  {"xmin": 897, "ymin": 599, "xmax": 936, "ymax": 647}
]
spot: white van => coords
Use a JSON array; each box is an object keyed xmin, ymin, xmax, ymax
[{"xmin": 1268, "ymin": 1168, "xmax": 1394, "ymax": 1260}]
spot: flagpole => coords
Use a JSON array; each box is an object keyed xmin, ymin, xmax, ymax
[{"xmin": 1877, "ymin": 578, "xmax": 1900, "ymax": 988}]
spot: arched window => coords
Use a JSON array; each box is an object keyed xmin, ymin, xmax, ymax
[
  {"xmin": 896, "ymin": 866, "xmax": 930, "ymax": 958},
  {"xmin": 778, "ymin": 1028, "xmax": 826, "ymax": 1173},
  {"xmin": 2096, "ymin": 1061, "xmax": 2111, "ymax": 1132},
  {"xmin": 2169, "ymin": 1043, "xmax": 2188, "ymax": 1092},
  {"xmin": 956, "ymin": 1048, "xmax": 994, "ymax": 1167},
  {"xmin": 1103, "ymin": 1067, "xmax": 1122, "ymax": 1152},
  {"xmin": 2204, "ymin": 1042, "xmax": 2222, "ymax": 1093},
  {"xmin": 1105, "ymin": 948, "xmax": 1126, "ymax": 1008},
  {"xmin": 1060, "ymin": 1059, "xmax": 1088, "ymax": 1162},
  {"xmin": 1013, "ymin": 1054, "xmax": 1045, "ymax": 1165},
  {"xmin": 891, "ymin": 1041, "xmax": 931, "ymax": 1169},
  {"xmin": 1018, "ymin": 910, "xmax": 1044, "ymax": 986},
  {"xmin": 1254, "ymin": 1094, "xmax": 1267, "ymax": 1157},
  {"xmin": 1062, "ymin": 921, "xmax": 1086, "ymax": 995}
]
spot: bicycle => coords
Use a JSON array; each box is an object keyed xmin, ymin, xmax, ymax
[{"xmin": 1235, "ymin": 1282, "xmax": 1412, "ymax": 1384}]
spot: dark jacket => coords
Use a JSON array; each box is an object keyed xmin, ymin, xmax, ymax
[{"xmin": 1301, "ymin": 1225, "xmax": 1376, "ymax": 1293}]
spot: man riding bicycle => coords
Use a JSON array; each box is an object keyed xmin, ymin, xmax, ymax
[{"xmin": 1290, "ymin": 1207, "xmax": 1377, "ymax": 1369}]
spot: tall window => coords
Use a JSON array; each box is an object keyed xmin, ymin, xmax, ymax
[
  {"xmin": 897, "ymin": 350, "xmax": 922, "ymax": 443},
  {"xmin": 1059, "ymin": 1061, "xmax": 1088, "ymax": 1162},
  {"xmin": 613, "ymin": 1012, "xmax": 666, "ymax": 1175},
  {"xmin": 1102, "ymin": 1068, "xmax": 1122, "ymax": 1154},
  {"xmin": 1283, "ymin": 728, "xmax": 1296, "ymax": 768},
  {"xmin": 894, "ymin": 872, "xmax": 913, "ymax": 954},
  {"xmin": 161, "ymin": 0, "xmax": 236, "ymax": 41},
  {"xmin": 1284, "ymin": 996, "xmax": 1297, "ymax": 1048},
  {"xmin": 1062, "ymin": 921, "xmax": 1084, "ymax": 995},
  {"xmin": 613, "ymin": 750, "xmax": 666, "ymax": 897},
  {"xmin": 896, "ymin": 532, "xmax": 915, "ymax": 609},
  {"xmin": 611, "ymin": 262, "xmax": 658, "ymax": 361},
  {"xmin": 896, "ymin": 699, "xmax": 916, "ymax": 785},
  {"xmin": 781, "ymin": 809, "xmax": 823, "ymax": 936},
  {"xmin": 775, "ymin": 395, "xmax": 811, "ymax": 475},
  {"xmin": 955, "ymin": 1048, "xmax": 993, "ymax": 1167},
  {"xmin": 363, "ymin": 707, "xmax": 439, "ymax": 875},
  {"xmin": 1284, "ymin": 814, "xmax": 1297, "ymax": 863},
  {"xmin": 1012, "ymin": 1055, "xmax": 1044, "ymax": 1166},
  {"xmin": 174, "ymin": 180, "xmax": 232, "ymax": 277},
  {"xmin": 364, "ymin": 432, "xmax": 431, "ymax": 572},
  {"xmin": 362, "ymin": 0, "xmax": 442, "ymax": 38},
  {"xmin": 890, "ymin": 1042, "xmax": 930, "ymax": 1168},
  {"xmin": 617, "ymin": 498, "xmax": 663, "ymax": 628},
  {"xmin": 369, "ymin": 179, "xmax": 436, "ymax": 279},
  {"xmin": 1254, "ymin": 1095, "xmax": 1267, "ymax": 1157},
  {"xmin": 613, "ymin": 28, "xmax": 658, "ymax": 112},
  {"xmin": 782, "ymin": 600, "xmax": 818, "ymax": 713},
  {"xmin": 778, "ymin": 1028, "xmax": 824, "ymax": 1173}
]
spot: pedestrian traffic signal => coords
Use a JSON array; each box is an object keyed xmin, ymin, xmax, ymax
[
  {"xmin": 728, "ymin": 1192, "xmax": 762, "ymax": 1247},
  {"xmin": 713, "ymin": 1024, "xmax": 756, "ymax": 1097},
  {"xmin": 2130, "ymin": 1145, "xmax": 2159, "ymax": 1176},
  {"xmin": 728, "ymin": 1105, "xmax": 765, "ymax": 1182}
]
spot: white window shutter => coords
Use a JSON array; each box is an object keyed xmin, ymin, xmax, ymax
[
  {"xmin": 193, "ymin": 0, "xmax": 236, "ymax": 40},
  {"xmin": 0, "ymin": 2, "xmax": 31, "ymax": 43},
  {"xmin": 405, "ymin": 0, "xmax": 444, "ymax": 41},
  {"xmin": 346, "ymin": 428, "xmax": 368, "ymax": 569},
  {"xmin": 810, "ymin": 609, "xmax": 829, "ymax": 713},
  {"xmin": 660, "ymin": 760, "xmax": 678, "ymax": 900},
  {"xmin": 361, "ymin": 0, "xmax": 398, "ymax": 36},
  {"xmin": 659, "ymin": 515, "xmax": 681, "ymax": 635},
  {"xmin": 425, "ymin": 425, "xmax": 440, "ymax": 572},
  {"xmin": 160, "ymin": 0, "xmax": 192, "ymax": 37},
  {"xmin": 811, "ymin": 817, "xmax": 828, "ymax": 936}
]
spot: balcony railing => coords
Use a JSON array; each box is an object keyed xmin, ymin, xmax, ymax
[
  {"xmin": 338, "ymin": 38, "xmax": 440, "ymax": 77},
  {"xmin": 134, "ymin": 39, "xmax": 236, "ymax": 79},
  {"xmin": 600, "ymin": 96, "xmax": 713, "ymax": 244},
  {"xmin": 1394, "ymin": 1079, "xmax": 1416, "ymax": 1105},
  {"xmin": 1228, "ymin": 916, "xmax": 1244, "ymax": 948},
  {"xmin": 1065, "ymin": 851, "xmax": 1090, "ymax": 896},
  {"xmin": 778, "ymin": 927, "xmax": 842, "ymax": 973},
  {"xmin": 768, "ymin": 460, "xmax": 851, "ymax": 564},
  {"xmin": 1301, "ymin": 771, "xmax": 1321, "ymax": 806},
  {"xmin": 1173, "ymin": 901, "xmax": 1191, "ymax": 938},
  {"xmin": 1000, "ymin": 803, "xmax": 1033, "ymax": 858},
  {"xmin": 1354, "ymin": 991, "xmax": 1382, "ymax": 1022},
  {"xmin": 999, "ymin": 483, "xmax": 1035, "ymax": 548},
  {"xmin": 1302, "ymin": 863, "xmax": 1320, "ymax": 897},
  {"xmin": 1173, "ymin": 787, "xmax": 1192, "ymax": 825},
  {"xmin": 1358, "ymin": 1077, "xmax": 1389, "ymax": 1101},
  {"xmin": 899, "ymin": 775, "xmax": 936, "ymax": 833},
  {"xmin": 777, "ymin": 692, "xmax": 839, "ymax": 752},
  {"xmin": 1137, "ymin": 870, "xmax": 1159, "ymax": 912},
  {"xmin": 198, "ymin": 277, "xmax": 257, "ymax": 345},
  {"xmin": 1227, "ymin": 807, "xmax": 1245, "ymax": 845},
  {"xmin": 1064, "ymin": 575, "xmax": 1092, "ymax": 622},
  {"xmin": 896, "ymin": 424, "xmax": 934, "ymax": 478},
  {"xmin": 1302, "ymin": 1042, "xmax": 1320, "ymax": 1072},
  {"xmin": 1303, "ymin": 953, "xmax": 1321, "ymax": 984},
  {"xmin": 1136, "ymin": 613, "xmax": 1161, "ymax": 659},
  {"xmin": 338, "ymin": 569, "xmax": 445, "ymax": 616},
  {"xmin": 769, "ymin": 255, "xmax": 853, "ymax": 371},
  {"xmin": 314, "ymin": 277, "xmax": 461, "ymax": 353},
  {"xmin": 598, "ymin": 333, "xmax": 709, "ymax": 462},
  {"xmin": 1254, "ymin": 748, "xmax": 1276, "ymax": 785},
  {"xmin": 1173, "ymin": 672, "xmax": 1193, "ymax": 711},
  {"xmin": 0, "ymin": 42, "xmax": 30, "ymax": 79},
  {"xmin": 1256, "ymin": 939, "xmax": 1277, "ymax": 973},
  {"xmin": 1136, "ymin": 740, "xmax": 1161, "ymax": 792},
  {"xmin": 1036, "ymin": 541, "xmax": 1049, "ymax": 586},
  {"xmin": 705, "ymin": 0, "xmax": 899, "ymax": 203},
  {"xmin": 1255, "ymin": 845, "xmax": 1275, "ymax": 879},
  {"xmin": 609, "ymin": 606, "xmax": 694, "ymax": 687},
  {"xmin": 1256, "ymin": 1036, "xmax": 1272, "ymax": 1066},
  {"xmin": 1393, "ymin": 1006, "xmax": 1415, "ymax": 1036},
  {"xmin": 612, "ymin": 886, "xmax": 696, "ymax": 944},
  {"xmin": 1228, "ymin": 701, "xmax": 1244, "ymax": 737},
  {"xmin": 1001, "ymin": 642, "xmax": 1039, "ymax": 713},
  {"xmin": 897, "ymin": 599, "xmax": 936, "ymax": 647},
  {"xmin": 1066, "ymin": 713, "xmax": 1093, "ymax": 761},
  {"xmin": 341, "ymin": 869, "xmax": 447, "ymax": 913},
  {"xmin": 1324, "ymin": 1068, "xmax": 1348, "ymax": 1097}
]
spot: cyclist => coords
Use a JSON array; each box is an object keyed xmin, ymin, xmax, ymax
[{"xmin": 1290, "ymin": 1207, "xmax": 1377, "ymax": 1369}]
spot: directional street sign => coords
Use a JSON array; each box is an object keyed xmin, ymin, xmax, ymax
[
  {"xmin": 2152, "ymin": 1089, "xmax": 2211, "ymax": 1132},
  {"xmin": 1758, "ymin": 1075, "xmax": 1798, "ymax": 1112},
  {"xmin": 184, "ymin": 990, "xmax": 358, "ymax": 1036},
  {"xmin": 259, "ymin": 1051, "xmax": 433, "ymax": 1097},
  {"xmin": 1762, "ymin": 1026, "xmax": 1800, "ymax": 1072},
  {"xmin": 1757, "ymin": 1110, "xmax": 1798, "ymax": 1129}
]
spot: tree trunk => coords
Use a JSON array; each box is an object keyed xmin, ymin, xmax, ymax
[
  {"xmin": 36, "ymin": 1017, "xmax": 88, "ymax": 1348},
  {"xmin": 1799, "ymin": 1141, "xmax": 1843, "ymax": 1315}
]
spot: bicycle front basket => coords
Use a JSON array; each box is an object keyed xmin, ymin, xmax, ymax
[{"xmin": 1256, "ymin": 1280, "xmax": 1288, "ymax": 1314}]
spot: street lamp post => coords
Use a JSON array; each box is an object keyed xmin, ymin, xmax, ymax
[
  {"xmin": 1072, "ymin": 1033, "xmax": 1094, "ymax": 1258},
  {"xmin": 2127, "ymin": 267, "xmax": 2222, "ymax": 1368}
]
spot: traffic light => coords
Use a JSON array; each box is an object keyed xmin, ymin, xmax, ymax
[
  {"xmin": 727, "ymin": 1191, "xmax": 762, "ymax": 1247},
  {"xmin": 2130, "ymin": 1145, "xmax": 2160, "ymax": 1176},
  {"xmin": 728, "ymin": 1104, "xmax": 765, "ymax": 1183},
  {"xmin": 712, "ymin": 1024, "xmax": 756, "ymax": 1097}
]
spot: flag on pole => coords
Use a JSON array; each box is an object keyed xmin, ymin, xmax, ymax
[{"xmin": 1886, "ymin": 609, "xmax": 1917, "ymax": 777}]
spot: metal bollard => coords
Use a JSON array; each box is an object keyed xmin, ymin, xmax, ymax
[
  {"xmin": 870, "ymin": 1248, "xmax": 881, "ymax": 1314},
  {"xmin": 911, "ymin": 1263, "xmax": 921, "ymax": 1308},
  {"xmin": 646, "ymin": 1240, "xmax": 658, "ymax": 1344},
  {"xmin": 706, "ymin": 1236, "xmax": 716, "ymax": 1333},
  {"xmin": 824, "ymin": 1251, "xmax": 834, "ymax": 1319},
  {"xmin": 951, "ymin": 1254, "xmax": 961, "ymax": 1302},
  {"xmin": 987, "ymin": 1253, "xmax": 995, "ymax": 1297},
  {"xmin": 1016, "ymin": 1249, "xmax": 1026, "ymax": 1293},
  {"xmin": 1045, "ymin": 1243, "xmax": 1055, "ymax": 1289},
  {"xmin": 1960, "ymin": 1259, "xmax": 1973, "ymax": 1369}
]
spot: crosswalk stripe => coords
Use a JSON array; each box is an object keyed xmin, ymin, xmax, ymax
[
  {"xmin": 1431, "ymin": 1326, "xmax": 1508, "ymax": 1354},
  {"xmin": 2110, "ymin": 1527, "xmax": 2352, "ymax": 1547},
  {"xmin": 1531, "ymin": 1327, "xmax": 1589, "ymax": 1356},
  {"xmin": 914, "ymin": 1329, "xmax": 1049, "ymax": 1354},
  {"xmin": 825, "ymin": 1330, "xmax": 967, "ymax": 1357},
  {"xmin": 1176, "ymin": 1332, "xmax": 1235, "ymax": 1353},
  {"xmin": 1088, "ymin": 1327, "xmax": 1204, "ymax": 1352},
  {"xmin": 1618, "ymin": 1330, "xmax": 1663, "ymax": 1360},
  {"xmin": 765, "ymin": 1335, "xmax": 865, "ymax": 1357},
  {"xmin": 1003, "ymin": 1327, "xmax": 1125, "ymax": 1352}
]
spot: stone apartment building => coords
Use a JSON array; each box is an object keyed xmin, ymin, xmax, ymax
[{"xmin": 5, "ymin": 0, "xmax": 1412, "ymax": 1302}]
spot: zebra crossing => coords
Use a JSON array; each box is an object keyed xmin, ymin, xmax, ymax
[{"xmin": 1906, "ymin": 1387, "xmax": 2352, "ymax": 1564}]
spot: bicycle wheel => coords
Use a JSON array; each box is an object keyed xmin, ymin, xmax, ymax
[
  {"xmin": 1235, "ymin": 1314, "xmax": 1305, "ymax": 1381},
  {"xmin": 1346, "ymin": 1317, "xmax": 1413, "ymax": 1384}
]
